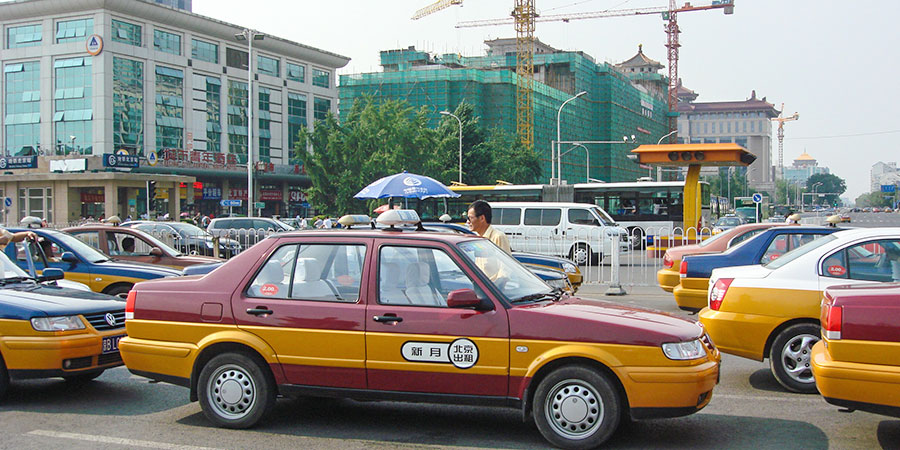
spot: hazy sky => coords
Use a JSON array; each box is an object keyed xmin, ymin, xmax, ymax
[{"xmin": 193, "ymin": 0, "xmax": 900, "ymax": 199}]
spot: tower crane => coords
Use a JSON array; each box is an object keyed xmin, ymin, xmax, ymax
[
  {"xmin": 456, "ymin": 0, "xmax": 734, "ymax": 143},
  {"xmin": 771, "ymin": 103, "xmax": 799, "ymax": 181},
  {"xmin": 413, "ymin": 0, "xmax": 537, "ymax": 150}
]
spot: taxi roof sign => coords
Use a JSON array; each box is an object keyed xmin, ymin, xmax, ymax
[
  {"xmin": 631, "ymin": 143, "xmax": 756, "ymax": 167},
  {"xmin": 376, "ymin": 209, "xmax": 421, "ymax": 228},
  {"xmin": 337, "ymin": 214, "xmax": 372, "ymax": 229}
]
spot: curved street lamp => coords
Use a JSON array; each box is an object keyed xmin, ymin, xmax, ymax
[
  {"xmin": 559, "ymin": 143, "xmax": 589, "ymax": 183},
  {"xmin": 440, "ymin": 111, "xmax": 462, "ymax": 184},
  {"xmin": 556, "ymin": 91, "xmax": 587, "ymax": 184}
]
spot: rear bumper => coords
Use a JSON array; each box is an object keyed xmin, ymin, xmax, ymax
[
  {"xmin": 673, "ymin": 277, "xmax": 710, "ymax": 311},
  {"xmin": 657, "ymin": 268, "xmax": 680, "ymax": 292},
  {"xmin": 698, "ymin": 308, "xmax": 776, "ymax": 361},
  {"xmin": 812, "ymin": 341, "xmax": 900, "ymax": 416},
  {"xmin": 119, "ymin": 336, "xmax": 197, "ymax": 380}
]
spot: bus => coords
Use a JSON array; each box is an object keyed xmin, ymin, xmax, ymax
[{"xmin": 422, "ymin": 180, "xmax": 712, "ymax": 241}]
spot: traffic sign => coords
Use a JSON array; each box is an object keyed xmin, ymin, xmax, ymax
[
  {"xmin": 751, "ymin": 193, "xmax": 763, "ymax": 203},
  {"xmin": 882, "ymin": 184, "xmax": 896, "ymax": 193},
  {"xmin": 220, "ymin": 199, "xmax": 241, "ymax": 207},
  {"xmin": 147, "ymin": 151, "xmax": 158, "ymax": 166},
  {"xmin": 3, "ymin": 197, "xmax": 11, "ymax": 208},
  {"xmin": 254, "ymin": 202, "xmax": 266, "ymax": 209}
]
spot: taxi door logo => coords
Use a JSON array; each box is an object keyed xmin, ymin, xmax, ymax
[{"xmin": 401, "ymin": 338, "xmax": 479, "ymax": 369}]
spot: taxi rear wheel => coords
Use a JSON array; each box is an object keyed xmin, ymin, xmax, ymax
[
  {"xmin": 198, "ymin": 352, "xmax": 275, "ymax": 429},
  {"xmin": 533, "ymin": 365, "xmax": 621, "ymax": 449},
  {"xmin": 0, "ymin": 357, "xmax": 8, "ymax": 399},
  {"xmin": 769, "ymin": 323, "xmax": 820, "ymax": 393}
]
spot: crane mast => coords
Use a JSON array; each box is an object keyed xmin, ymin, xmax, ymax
[{"xmin": 772, "ymin": 103, "xmax": 800, "ymax": 181}]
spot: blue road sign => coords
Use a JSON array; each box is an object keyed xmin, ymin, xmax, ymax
[
  {"xmin": 4, "ymin": 197, "xmax": 11, "ymax": 208},
  {"xmin": 752, "ymin": 193, "xmax": 763, "ymax": 203},
  {"xmin": 881, "ymin": 185, "xmax": 896, "ymax": 193},
  {"xmin": 220, "ymin": 199, "xmax": 242, "ymax": 207}
]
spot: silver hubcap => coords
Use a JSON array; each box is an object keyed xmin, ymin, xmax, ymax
[
  {"xmin": 573, "ymin": 247, "xmax": 589, "ymax": 265},
  {"xmin": 208, "ymin": 364, "xmax": 257, "ymax": 419},
  {"xmin": 545, "ymin": 379, "xmax": 603, "ymax": 439},
  {"xmin": 780, "ymin": 334, "xmax": 819, "ymax": 384}
]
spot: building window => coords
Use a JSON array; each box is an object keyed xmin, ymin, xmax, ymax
[
  {"xmin": 18, "ymin": 187, "xmax": 52, "ymax": 224},
  {"xmin": 54, "ymin": 57, "xmax": 93, "ymax": 155},
  {"xmin": 313, "ymin": 97, "xmax": 331, "ymax": 121},
  {"xmin": 286, "ymin": 62, "xmax": 305, "ymax": 82},
  {"xmin": 111, "ymin": 19, "xmax": 142, "ymax": 47},
  {"xmin": 227, "ymin": 80, "xmax": 248, "ymax": 162},
  {"xmin": 153, "ymin": 29, "xmax": 181, "ymax": 55},
  {"xmin": 204, "ymin": 77, "xmax": 222, "ymax": 152},
  {"xmin": 312, "ymin": 69, "xmax": 330, "ymax": 88},
  {"xmin": 4, "ymin": 62, "xmax": 41, "ymax": 156},
  {"xmin": 226, "ymin": 48, "xmax": 248, "ymax": 70},
  {"xmin": 191, "ymin": 38, "xmax": 218, "ymax": 63},
  {"xmin": 155, "ymin": 66, "xmax": 184, "ymax": 150},
  {"xmin": 113, "ymin": 57, "xmax": 144, "ymax": 155},
  {"xmin": 6, "ymin": 24, "xmax": 42, "ymax": 48},
  {"xmin": 257, "ymin": 87, "xmax": 271, "ymax": 161},
  {"xmin": 703, "ymin": 122, "xmax": 708, "ymax": 134},
  {"xmin": 287, "ymin": 93, "xmax": 307, "ymax": 164},
  {"xmin": 56, "ymin": 18, "xmax": 93, "ymax": 43},
  {"xmin": 257, "ymin": 55, "xmax": 279, "ymax": 77}
]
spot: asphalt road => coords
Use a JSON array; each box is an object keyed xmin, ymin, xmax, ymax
[{"xmin": 1, "ymin": 285, "xmax": 896, "ymax": 449}]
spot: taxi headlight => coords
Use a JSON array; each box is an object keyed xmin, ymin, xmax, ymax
[
  {"xmin": 562, "ymin": 262, "xmax": 577, "ymax": 273},
  {"xmin": 661, "ymin": 339, "xmax": 706, "ymax": 360},
  {"xmin": 546, "ymin": 278, "xmax": 568, "ymax": 291},
  {"xmin": 31, "ymin": 315, "xmax": 85, "ymax": 331}
]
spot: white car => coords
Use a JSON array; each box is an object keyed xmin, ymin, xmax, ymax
[{"xmin": 699, "ymin": 227, "xmax": 900, "ymax": 393}]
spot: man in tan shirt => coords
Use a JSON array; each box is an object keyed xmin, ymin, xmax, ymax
[{"xmin": 467, "ymin": 200, "xmax": 511, "ymax": 254}]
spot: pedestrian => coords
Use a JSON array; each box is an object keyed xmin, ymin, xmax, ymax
[
  {"xmin": 323, "ymin": 217, "xmax": 333, "ymax": 229},
  {"xmin": 300, "ymin": 217, "xmax": 308, "ymax": 229},
  {"xmin": 467, "ymin": 200, "xmax": 511, "ymax": 254},
  {"xmin": 314, "ymin": 217, "xmax": 324, "ymax": 229}
]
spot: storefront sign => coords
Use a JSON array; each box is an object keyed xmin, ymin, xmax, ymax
[
  {"xmin": 202, "ymin": 187, "xmax": 222, "ymax": 200},
  {"xmin": 288, "ymin": 190, "xmax": 306, "ymax": 203},
  {"xmin": 259, "ymin": 190, "xmax": 283, "ymax": 201},
  {"xmin": 86, "ymin": 34, "xmax": 103, "ymax": 56},
  {"xmin": 158, "ymin": 149, "xmax": 239, "ymax": 170},
  {"xmin": 103, "ymin": 153, "xmax": 140, "ymax": 168},
  {"xmin": 80, "ymin": 192, "xmax": 105, "ymax": 203},
  {"xmin": 0, "ymin": 155, "xmax": 37, "ymax": 170},
  {"xmin": 229, "ymin": 188, "xmax": 248, "ymax": 200}
]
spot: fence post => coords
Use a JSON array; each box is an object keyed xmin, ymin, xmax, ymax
[{"xmin": 605, "ymin": 229, "xmax": 626, "ymax": 295}]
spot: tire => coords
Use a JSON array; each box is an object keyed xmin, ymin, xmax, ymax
[
  {"xmin": 198, "ymin": 352, "xmax": 275, "ymax": 429},
  {"xmin": 104, "ymin": 284, "xmax": 133, "ymax": 299},
  {"xmin": 532, "ymin": 365, "xmax": 621, "ymax": 449},
  {"xmin": 570, "ymin": 243, "xmax": 596, "ymax": 266},
  {"xmin": 64, "ymin": 370, "xmax": 104, "ymax": 384},
  {"xmin": 769, "ymin": 323, "xmax": 820, "ymax": 393},
  {"xmin": 0, "ymin": 356, "xmax": 8, "ymax": 400},
  {"xmin": 627, "ymin": 227, "xmax": 645, "ymax": 250}
]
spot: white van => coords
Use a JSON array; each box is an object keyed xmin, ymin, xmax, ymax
[{"xmin": 487, "ymin": 202, "xmax": 628, "ymax": 265}]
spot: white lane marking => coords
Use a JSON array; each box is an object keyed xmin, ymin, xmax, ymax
[
  {"xmin": 714, "ymin": 394, "xmax": 823, "ymax": 403},
  {"xmin": 27, "ymin": 430, "xmax": 222, "ymax": 450}
]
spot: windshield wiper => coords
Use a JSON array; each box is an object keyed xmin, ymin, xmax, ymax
[
  {"xmin": 511, "ymin": 291, "xmax": 559, "ymax": 303},
  {"xmin": 0, "ymin": 276, "xmax": 35, "ymax": 285}
]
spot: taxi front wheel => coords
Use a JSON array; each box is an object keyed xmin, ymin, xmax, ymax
[
  {"xmin": 769, "ymin": 323, "xmax": 820, "ymax": 394},
  {"xmin": 533, "ymin": 365, "xmax": 621, "ymax": 449},
  {"xmin": 0, "ymin": 358, "xmax": 8, "ymax": 399},
  {"xmin": 198, "ymin": 352, "xmax": 276, "ymax": 428}
]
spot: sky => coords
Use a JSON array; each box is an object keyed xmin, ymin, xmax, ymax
[{"xmin": 192, "ymin": 0, "xmax": 900, "ymax": 200}]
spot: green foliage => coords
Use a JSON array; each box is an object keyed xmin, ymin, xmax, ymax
[
  {"xmin": 296, "ymin": 98, "xmax": 541, "ymax": 216},
  {"xmin": 855, "ymin": 191, "xmax": 893, "ymax": 208},
  {"xmin": 806, "ymin": 173, "xmax": 846, "ymax": 206},
  {"xmin": 704, "ymin": 168, "xmax": 750, "ymax": 205}
]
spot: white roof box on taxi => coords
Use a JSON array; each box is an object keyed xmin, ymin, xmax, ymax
[{"xmin": 376, "ymin": 209, "xmax": 421, "ymax": 228}]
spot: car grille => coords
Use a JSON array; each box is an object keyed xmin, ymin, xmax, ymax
[
  {"xmin": 98, "ymin": 352, "xmax": 122, "ymax": 366},
  {"xmin": 83, "ymin": 310, "xmax": 126, "ymax": 331}
]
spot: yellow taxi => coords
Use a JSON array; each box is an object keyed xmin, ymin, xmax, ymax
[
  {"xmin": 121, "ymin": 211, "xmax": 719, "ymax": 448},
  {"xmin": 700, "ymin": 228, "xmax": 900, "ymax": 393}
]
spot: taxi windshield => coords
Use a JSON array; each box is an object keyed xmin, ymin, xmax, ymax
[
  {"xmin": 0, "ymin": 249, "xmax": 30, "ymax": 279},
  {"xmin": 458, "ymin": 239, "xmax": 553, "ymax": 302},
  {"xmin": 765, "ymin": 234, "xmax": 837, "ymax": 269},
  {"xmin": 50, "ymin": 231, "xmax": 108, "ymax": 263},
  {"xmin": 698, "ymin": 230, "xmax": 731, "ymax": 247}
]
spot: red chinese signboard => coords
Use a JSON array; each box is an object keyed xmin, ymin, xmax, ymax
[
  {"xmin": 229, "ymin": 189, "xmax": 248, "ymax": 200},
  {"xmin": 259, "ymin": 190, "xmax": 283, "ymax": 201},
  {"xmin": 158, "ymin": 149, "xmax": 239, "ymax": 170},
  {"xmin": 80, "ymin": 192, "xmax": 105, "ymax": 203}
]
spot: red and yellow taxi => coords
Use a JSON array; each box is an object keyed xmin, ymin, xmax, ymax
[
  {"xmin": 657, "ymin": 223, "xmax": 782, "ymax": 292},
  {"xmin": 121, "ymin": 211, "xmax": 719, "ymax": 448},
  {"xmin": 700, "ymin": 228, "xmax": 900, "ymax": 393},
  {"xmin": 812, "ymin": 283, "xmax": 900, "ymax": 417}
]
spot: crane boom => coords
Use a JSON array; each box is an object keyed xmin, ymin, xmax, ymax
[
  {"xmin": 772, "ymin": 103, "xmax": 799, "ymax": 181},
  {"xmin": 412, "ymin": 0, "xmax": 463, "ymax": 20}
]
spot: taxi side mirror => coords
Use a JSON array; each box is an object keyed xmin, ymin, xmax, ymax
[
  {"xmin": 37, "ymin": 268, "xmax": 64, "ymax": 281},
  {"xmin": 60, "ymin": 252, "xmax": 78, "ymax": 263},
  {"xmin": 446, "ymin": 289, "xmax": 484, "ymax": 309},
  {"xmin": 150, "ymin": 247, "xmax": 163, "ymax": 257}
]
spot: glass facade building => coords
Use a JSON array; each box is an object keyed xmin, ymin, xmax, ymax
[
  {"xmin": 54, "ymin": 57, "xmax": 93, "ymax": 154},
  {"xmin": 155, "ymin": 66, "xmax": 184, "ymax": 150},
  {"xmin": 227, "ymin": 80, "xmax": 248, "ymax": 162},
  {"xmin": 113, "ymin": 57, "xmax": 144, "ymax": 155},
  {"xmin": 56, "ymin": 18, "xmax": 92, "ymax": 43},
  {"xmin": 4, "ymin": 61, "xmax": 41, "ymax": 155}
]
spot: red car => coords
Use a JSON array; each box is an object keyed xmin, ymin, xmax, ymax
[
  {"xmin": 121, "ymin": 212, "xmax": 719, "ymax": 448},
  {"xmin": 64, "ymin": 225, "xmax": 221, "ymax": 269}
]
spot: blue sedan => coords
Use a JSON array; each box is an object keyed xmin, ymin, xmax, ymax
[{"xmin": 673, "ymin": 226, "xmax": 841, "ymax": 311}]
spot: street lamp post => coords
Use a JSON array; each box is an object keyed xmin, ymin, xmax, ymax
[
  {"xmin": 655, "ymin": 130, "xmax": 677, "ymax": 181},
  {"xmin": 558, "ymin": 143, "xmax": 590, "ymax": 182},
  {"xmin": 556, "ymin": 91, "xmax": 587, "ymax": 184},
  {"xmin": 811, "ymin": 181, "xmax": 823, "ymax": 217},
  {"xmin": 235, "ymin": 29, "xmax": 265, "ymax": 215},
  {"xmin": 440, "ymin": 111, "xmax": 463, "ymax": 184}
]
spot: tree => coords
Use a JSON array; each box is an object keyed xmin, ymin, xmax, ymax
[
  {"xmin": 806, "ymin": 173, "xmax": 846, "ymax": 207},
  {"xmin": 855, "ymin": 191, "xmax": 892, "ymax": 208}
]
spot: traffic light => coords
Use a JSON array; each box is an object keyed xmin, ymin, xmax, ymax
[{"xmin": 147, "ymin": 180, "xmax": 157, "ymax": 201}]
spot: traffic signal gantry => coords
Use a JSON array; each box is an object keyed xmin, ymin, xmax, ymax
[{"xmin": 630, "ymin": 142, "xmax": 757, "ymax": 238}]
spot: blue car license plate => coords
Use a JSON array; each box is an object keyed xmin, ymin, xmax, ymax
[{"xmin": 102, "ymin": 335, "xmax": 124, "ymax": 354}]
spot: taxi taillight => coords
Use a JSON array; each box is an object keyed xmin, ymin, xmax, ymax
[
  {"xmin": 823, "ymin": 304, "xmax": 842, "ymax": 340},
  {"xmin": 709, "ymin": 278, "xmax": 733, "ymax": 311},
  {"xmin": 679, "ymin": 260, "xmax": 688, "ymax": 277},
  {"xmin": 663, "ymin": 254, "xmax": 674, "ymax": 268},
  {"xmin": 125, "ymin": 290, "xmax": 136, "ymax": 320}
]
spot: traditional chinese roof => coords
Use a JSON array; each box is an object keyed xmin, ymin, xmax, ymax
[
  {"xmin": 677, "ymin": 90, "xmax": 780, "ymax": 118},
  {"xmin": 795, "ymin": 151, "xmax": 815, "ymax": 161},
  {"xmin": 677, "ymin": 79, "xmax": 698, "ymax": 103},
  {"xmin": 615, "ymin": 44, "xmax": 664, "ymax": 70}
]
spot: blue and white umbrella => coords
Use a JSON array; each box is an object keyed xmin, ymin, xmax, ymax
[{"xmin": 354, "ymin": 171, "xmax": 460, "ymax": 199}]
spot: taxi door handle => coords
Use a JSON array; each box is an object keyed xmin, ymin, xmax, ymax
[
  {"xmin": 373, "ymin": 314, "xmax": 403, "ymax": 323},
  {"xmin": 246, "ymin": 307, "xmax": 274, "ymax": 316}
]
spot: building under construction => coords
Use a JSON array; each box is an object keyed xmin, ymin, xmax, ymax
[{"xmin": 339, "ymin": 40, "xmax": 669, "ymax": 184}]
